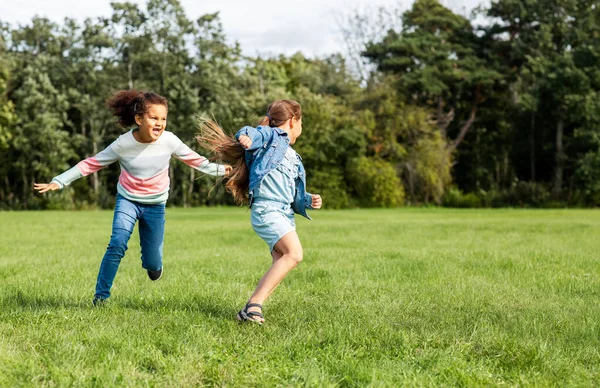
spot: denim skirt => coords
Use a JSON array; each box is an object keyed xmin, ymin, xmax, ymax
[{"xmin": 251, "ymin": 200, "xmax": 296, "ymax": 252}]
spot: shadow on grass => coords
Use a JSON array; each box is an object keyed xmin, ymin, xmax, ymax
[
  {"xmin": 0, "ymin": 289, "xmax": 84, "ymax": 310},
  {"xmin": 0, "ymin": 287, "xmax": 236, "ymax": 321},
  {"xmin": 118, "ymin": 294, "xmax": 235, "ymax": 320}
]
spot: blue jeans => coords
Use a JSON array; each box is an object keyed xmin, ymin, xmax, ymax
[{"xmin": 95, "ymin": 194, "xmax": 166, "ymax": 299}]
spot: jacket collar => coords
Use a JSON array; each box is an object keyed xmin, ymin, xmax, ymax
[{"xmin": 268, "ymin": 126, "xmax": 290, "ymax": 138}]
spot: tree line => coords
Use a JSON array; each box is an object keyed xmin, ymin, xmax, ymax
[{"xmin": 1, "ymin": 0, "xmax": 599, "ymax": 210}]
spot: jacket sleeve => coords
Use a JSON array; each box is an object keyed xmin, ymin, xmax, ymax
[
  {"xmin": 304, "ymin": 192, "xmax": 313, "ymax": 209},
  {"xmin": 235, "ymin": 126, "xmax": 267, "ymax": 151}
]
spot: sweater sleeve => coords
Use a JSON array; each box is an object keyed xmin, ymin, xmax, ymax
[
  {"xmin": 173, "ymin": 137, "xmax": 225, "ymax": 177},
  {"xmin": 51, "ymin": 139, "xmax": 120, "ymax": 189}
]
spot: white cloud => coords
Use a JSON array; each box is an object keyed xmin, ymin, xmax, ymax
[{"xmin": 1, "ymin": 0, "xmax": 489, "ymax": 57}]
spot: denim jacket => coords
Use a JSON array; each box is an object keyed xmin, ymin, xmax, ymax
[{"xmin": 235, "ymin": 125, "xmax": 313, "ymax": 219}]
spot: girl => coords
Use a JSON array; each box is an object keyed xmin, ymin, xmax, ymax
[
  {"xmin": 197, "ymin": 99, "xmax": 322, "ymax": 324},
  {"xmin": 34, "ymin": 90, "xmax": 231, "ymax": 305}
]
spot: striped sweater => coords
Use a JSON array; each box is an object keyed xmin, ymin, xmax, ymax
[{"xmin": 51, "ymin": 129, "xmax": 225, "ymax": 204}]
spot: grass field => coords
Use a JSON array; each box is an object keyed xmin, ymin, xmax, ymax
[{"xmin": 1, "ymin": 207, "xmax": 599, "ymax": 386}]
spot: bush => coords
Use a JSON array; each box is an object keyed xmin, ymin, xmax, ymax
[
  {"xmin": 479, "ymin": 182, "xmax": 551, "ymax": 208},
  {"xmin": 575, "ymin": 150, "xmax": 600, "ymax": 206},
  {"xmin": 347, "ymin": 157, "xmax": 405, "ymax": 207},
  {"xmin": 442, "ymin": 187, "xmax": 482, "ymax": 208},
  {"xmin": 307, "ymin": 168, "xmax": 354, "ymax": 209},
  {"xmin": 44, "ymin": 187, "xmax": 77, "ymax": 210},
  {"xmin": 410, "ymin": 132, "xmax": 453, "ymax": 204}
]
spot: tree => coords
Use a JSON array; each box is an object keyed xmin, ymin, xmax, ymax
[
  {"xmin": 485, "ymin": 0, "xmax": 600, "ymax": 199},
  {"xmin": 108, "ymin": 2, "xmax": 151, "ymax": 89},
  {"xmin": 11, "ymin": 57, "xmax": 73, "ymax": 208},
  {"xmin": 0, "ymin": 23, "xmax": 15, "ymax": 151},
  {"xmin": 363, "ymin": 0, "xmax": 500, "ymax": 151}
]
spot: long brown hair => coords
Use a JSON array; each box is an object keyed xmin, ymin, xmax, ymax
[
  {"xmin": 196, "ymin": 100, "xmax": 302, "ymax": 205},
  {"xmin": 105, "ymin": 90, "xmax": 168, "ymax": 127}
]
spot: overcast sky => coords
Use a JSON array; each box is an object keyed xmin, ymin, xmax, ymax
[{"xmin": 1, "ymin": 0, "xmax": 488, "ymax": 57}]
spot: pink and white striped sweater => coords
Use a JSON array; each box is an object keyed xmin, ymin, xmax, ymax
[{"xmin": 51, "ymin": 129, "xmax": 225, "ymax": 204}]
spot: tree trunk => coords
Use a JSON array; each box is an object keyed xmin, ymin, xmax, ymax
[
  {"xmin": 437, "ymin": 96, "xmax": 444, "ymax": 136},
  {"xmin": 22, "ymin": 171, "xmax": 28, "ymax": 209},
  {"xmin": 160, "ymin": 58, "xmax": 166, "ymax": 95},
  {"xmin": 529, "ymin": 112, "xmax": 536, "ymax": 182},
  {"xmin": 495, "ymin": 161, "xmax": 500, "ymax": 186},
  {"xmin": 128, "ymin": 61, "xmax": 134, "ymax": 89},
  {"xmin": 552, "ymin": 117, "xmax": 564, "ymax": 199},
  {"xmin": 0, "ymin": 174, "xmax": 5, "ymax": 202},
  {"xmin": 449, "ymin": 85, "xmax": 481, "ymax": 151},
  {"xmin": 187, "ymin": 168, "xmax": 195, "ymax": 208},
  {"xmin": 405, "ymin": 161, "xmax": 415, "ymax": 203},
  {"xmin": 475, "ymin": 129, "xmax": 480, "ymax": 190},
  {"xmin": 92, "ymin": 137, "xmax": 99, "ymax": 195},
  {"xmin": 503, "ymin": 151, "xmax": 509, "ymax": 187},
  {"xmin": 169, "ymin": 164, "xmax": 175, "ymax": 202},
  {"xmin": 449, "ymin": 105, "xmax": 477, "ymax": 151},
  {"xmin": 6, "ymin": 176, "xmax": 13, "ymax": 208},
  {"xmin": 436, "ymin": 97, "xmax": 454, "ymax": 139}
]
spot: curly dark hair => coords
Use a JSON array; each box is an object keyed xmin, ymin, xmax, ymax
[{"xmin": 105, "ymin": 90, "xmax": 168, "ymax": 127}]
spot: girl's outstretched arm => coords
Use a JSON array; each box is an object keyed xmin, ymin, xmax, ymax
[
  {"xmin": 34, "ymin": 138, "xmax": 121, "ymax": 193},
  {"xmin": 173, "ymin": 137, "xmax": 228, "ymax": 177}
]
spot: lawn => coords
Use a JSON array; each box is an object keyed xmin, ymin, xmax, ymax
[{"xmin": 0, "ymin": 208, "xmax": 599, "ymax": 386}]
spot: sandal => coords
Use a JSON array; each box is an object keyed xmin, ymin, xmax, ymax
[{"xmin": 236, "ymin": 302, "xmax": 264, "ymax": 324}]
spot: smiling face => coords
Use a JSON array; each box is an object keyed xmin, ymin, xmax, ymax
[{"xmin": 134, "ymin": 104, "xmax": 168, "ymax": 143}]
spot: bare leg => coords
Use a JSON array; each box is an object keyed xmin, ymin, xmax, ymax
[
  {"xmin": 245, "ymin": 231, "xmax": 303, "ymax": 322},
  {"xmin": 271, "ymin": 248, "xmax": 283, "ymax": 265}
]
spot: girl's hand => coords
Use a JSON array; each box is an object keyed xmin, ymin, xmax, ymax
[
  {"xmin": 224, "ymin": 165, "xmax": 233, "ymax": 176},
  {"xmin": 311, "ymin": 194, "xmax": 322, "ymax": 209},
  {"xmin": 238, "ymin": 135, "xmax": 252, "ymax": 149},
  {"xmin": 33, "ymin": 182, "xmax": 60, "ymax": 193}
]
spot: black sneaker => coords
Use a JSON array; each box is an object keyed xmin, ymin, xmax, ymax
[
  {"xmin": 147, "ymin": 267, "xmax": 163, "ymax": 281},
  {"xmin": 92, "ymin": 296, "xmax": 108, "ymax": 306}
]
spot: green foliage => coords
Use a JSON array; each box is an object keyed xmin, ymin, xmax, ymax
[
  {"xmin": 355, "ymin": 80, "xmax": 453, "ymax": 205},
  {"xmin": 294, "ymin": 87, "xmax": 366, "ymax": 167},
  {"xmin": 575, "ymin": 149, "xmax": 600, "ymax": 205},
  {"xmin": 504, "ymin": 181, "xmax": 553, "ymax": 208},
  {"xmin": 484, "ymin": 0, "xmax": 600, "ymax": 199},
  {"xmin": 0, "ymin": 56, "xmax": 15, "ymax": 150},
  {"xmin": 9, "ymin": 56, "xmax": 74, "ymax": 208},
  {"xmin": 347, "ymin": 157, "xmax": 405, "ymax": 207},
  {"xmin": 363, "ymin": 0, "xmax": 500, "ymax": 150},
  {"xmin": 1, "ymin": 0, "xmax": 600, "ymax": 208},
  {"xmin": 411, "ymin": 132, "xmax": 453, "ymax": 204},
  {"xmin": 444, "ymin": 182, "xmax": 554, "ymax": 208},
  {"xmin": 442, "ymin": 187, "xmax": 482, "ymax": 208},
  {"xmin": 306, "ymin": 168, "xmax": 354, "ymax": 209}
]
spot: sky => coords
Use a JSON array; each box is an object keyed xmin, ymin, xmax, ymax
[{"xmin": 1, "ymin": 0, "xmax": 488, "ymax": 57}]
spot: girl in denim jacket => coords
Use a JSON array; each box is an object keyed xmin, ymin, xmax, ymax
[{"xmin": 198, "ymin": 100, "xmax": 322, "ymax": 324}]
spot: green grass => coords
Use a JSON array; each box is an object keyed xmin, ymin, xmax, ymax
[{"xmin": 1, "ymin": 208, "xmax": 599, "ymax": 386}]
